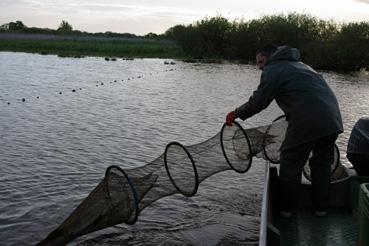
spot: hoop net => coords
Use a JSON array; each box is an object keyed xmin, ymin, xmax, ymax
[{"xmin": 37, "ymin": 116, "xmax": 340, "ymax": 245}]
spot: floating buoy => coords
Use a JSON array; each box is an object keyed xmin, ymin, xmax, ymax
[{"xmin": 7, "ymin": 70, "xmax": 169, "ymax": 106}]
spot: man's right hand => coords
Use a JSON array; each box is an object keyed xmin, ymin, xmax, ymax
[{"xmin": 226, "ymin": 111, "xmax": 236, "ymax": 126}]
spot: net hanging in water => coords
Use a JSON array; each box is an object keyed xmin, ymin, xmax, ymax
[{"xmin": 37, "ymin": 116, "xmax": 339, "ymax": 245}]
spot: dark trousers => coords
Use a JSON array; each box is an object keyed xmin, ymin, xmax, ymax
[
  {"xmin": 347, "ymin": 153, "xmax": 369, "ymax": 176},
  {"xmin": 278, "ymin": 134, "xmax": 338, "ymax": 212}
]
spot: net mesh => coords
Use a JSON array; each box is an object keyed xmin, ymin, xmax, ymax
[{"xmin": 37, "ymin": 116, "xmax": 340, "ymax": 245}]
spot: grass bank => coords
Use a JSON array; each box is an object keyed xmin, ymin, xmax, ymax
[{"xmin": 0, "ymin": 39, "xmax": 186, "ymax": 59}]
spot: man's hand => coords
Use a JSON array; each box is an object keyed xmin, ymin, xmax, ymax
[{"xmin": 226, "ymin": 111, "xmax": 236, "ymax": 126}]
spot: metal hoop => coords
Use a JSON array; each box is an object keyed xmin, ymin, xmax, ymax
[
  {"xmin": 105, "ymin": 165, "xmax": 139, "ymax": 225},
  {"xmin": 164, "ymin": 141, "xmax": 199, "ymax": 197},
  {"xmin": 220, "ymin": 121, "xmax": 253, "ymax": 173}
]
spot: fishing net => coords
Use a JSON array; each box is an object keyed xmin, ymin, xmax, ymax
[
  {"xmin": 37, "ymin": 116, "xmax": 340, "ymax": 245},
  {"xmin": 261, "ymin": 116, "xmax": 340, "ymax": 181}
]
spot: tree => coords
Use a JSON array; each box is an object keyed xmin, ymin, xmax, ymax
[
  {"xmin": 8, "ymin": 20, "xmax": 26, "ymax": 30},
  {"xmin": 57, "ymin": 20, "xmax": 73, "ymax": 33},
  {"xmin": 145, "ymin": 32, "xmax": 158, "ymax": 39}
]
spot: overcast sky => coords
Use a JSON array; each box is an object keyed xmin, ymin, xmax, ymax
[{"xmin": 0, "ymin": 0, "xmax": 368, "ymax": 35}]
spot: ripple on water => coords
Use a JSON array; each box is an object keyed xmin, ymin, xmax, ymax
[{"xmin": 0, "ymin": 52, "xmax": 369, "ymax": 245}]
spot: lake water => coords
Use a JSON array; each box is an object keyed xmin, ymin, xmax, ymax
[{"xmin": 0, "ymin": 52, "xmax": 368, "ymax": 245}]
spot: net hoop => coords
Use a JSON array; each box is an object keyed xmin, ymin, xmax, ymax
[
  {"xmin": 164, "ymin": 141, "xmax": 199, "ymax": 197},
  {"xmin": 105, "ymin": 165, "xmax": 139, "ymax": 225},
  {"xmin": 262, "ymin": 115, "xmax": 286, "ymax": 164},
  {"xmin": 220, "ymin": 121, "xmax": 253, "ymax": 173},
  {"xmin": 302, "ymin": 143, "xmax": 340, "ymax": 182}
]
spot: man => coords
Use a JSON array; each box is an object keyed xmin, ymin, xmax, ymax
[{"xmin": 226, "ymin": 44, "xmax": 343, "ymax": 216}]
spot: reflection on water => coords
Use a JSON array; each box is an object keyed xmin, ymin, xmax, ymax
[{"xmin": 0, "ymin": 52, "xmax": 368, "ymax": 245}]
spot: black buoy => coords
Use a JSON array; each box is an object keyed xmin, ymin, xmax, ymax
[
  {"xmin": 72, "ymin": 89, "xmax": 76, "ymax": 92},
  {"xmin": 22, "ymin": 98, "xmax": 25, "ymax": 102},
  {"xmin": 101, "ymin": 82, "xmax": 104, "ymax": 85},
  {"xmin": 7, "ymin": 102, "xmax": 10, "ymax": 105},
  {"xmin": 37, "ymin": 96, "xmax": 39, "ymax": 99},
  {"xmin": 59, "ymin": 92, "xmax": 62, "ymax": 94}
]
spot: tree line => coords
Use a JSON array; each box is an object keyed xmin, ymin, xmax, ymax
[
  {"xmin": 2, "ymin": 14, "xmax": 368, "ymax": 71},
  {"xmin": 0, "ymin": 20, "xmax": 152, "ymax": 39},
  {"xmin": 165, "ymin": 13, "xmax": 369, "ymax": 71}
]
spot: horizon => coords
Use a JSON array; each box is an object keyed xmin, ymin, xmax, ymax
[{"xmin": 1, "ymin": 0, "xmax": 369, "ymax": 35}]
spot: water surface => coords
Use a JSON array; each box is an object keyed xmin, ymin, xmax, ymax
[{"xmin": 0, "ymin": 52, "xmax": 368, "ymax": 245}]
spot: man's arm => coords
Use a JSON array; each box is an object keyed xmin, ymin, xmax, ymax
[{"xmin": 235, "ymin": 70, "xmax": 278, "ymax": 120}]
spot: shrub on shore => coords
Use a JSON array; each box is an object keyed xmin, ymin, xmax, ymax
[{"xmin": 165, "ymin": 13, "xmax": 369, "ymax": 71}]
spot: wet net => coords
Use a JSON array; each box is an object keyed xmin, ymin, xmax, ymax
[{"xmin": 37, "ymin": 116, "xmax": 340, "ymax": 245}]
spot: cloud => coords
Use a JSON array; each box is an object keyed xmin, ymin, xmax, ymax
[
  {"xmin": 354, "ymin": 0, "xmax": 369, "ymax": 4},
  {"xmin": 78, "ymin": 3, "xmax": 203, "ymax": 20},
  {"xmin": 0, "ymin": 0, "xmax": 40, "ymax": 9},
  {"xmin": 70, "ymin": 3, "xmax": 204, "ymax": 33},
  {"xmin": 2, "ymin": 0, "xmax": 368, "ymax": 35},
  {"xmin": 0, "ymin": 1, "xmax": 204, "ymax": 33}
]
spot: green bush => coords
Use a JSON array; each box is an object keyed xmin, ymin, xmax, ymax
[{"xmin": 166, "ymin": 13, "xmax": 369, "ymax": 71}]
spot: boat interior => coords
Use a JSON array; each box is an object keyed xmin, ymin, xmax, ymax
[{"xmin": 263, "ymin": 164, "xmax": 369, "ymax": 246}]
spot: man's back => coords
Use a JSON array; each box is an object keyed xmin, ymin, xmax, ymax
[{"xmin": 261, "ymin": 46, "xmax": 343, "ymax": 149}]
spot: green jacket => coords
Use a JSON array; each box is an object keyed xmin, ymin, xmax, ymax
[{"xmin": 235, "ymin": 46, "xmax": 343, "ymax": 150}]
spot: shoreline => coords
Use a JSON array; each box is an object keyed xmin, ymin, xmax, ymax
[
  {"xmin": 0, "ymin": 36, "xmax": 368, "ymax": 74},
  {"xmin": 2, "ymin": 49, "xmax": 367, "ymax": 78}
]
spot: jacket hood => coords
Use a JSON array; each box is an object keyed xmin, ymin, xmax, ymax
[{"xmin": 267, "ymin": 45, "xmax": 300, "ymax": 65}]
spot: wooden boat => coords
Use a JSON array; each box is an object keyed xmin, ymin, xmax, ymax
[{"xmin": 259, "ymin": 163, "xmax": 369, "ymax": 246}]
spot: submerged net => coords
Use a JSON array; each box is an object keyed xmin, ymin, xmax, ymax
[{"xmin": 37, "ymin": 116, "xmax": 340, "ymax": 245}]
